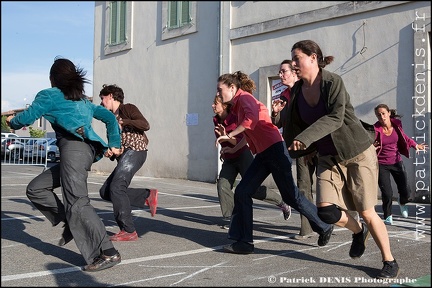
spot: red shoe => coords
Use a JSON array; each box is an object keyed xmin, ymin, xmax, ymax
[
  {"xmin": 145, "ymin": 189, "xmax": 158, "ymax": 217},
  {"xmin": 109, "ymin": 230, "xmax": 138, "ymax": 241}
]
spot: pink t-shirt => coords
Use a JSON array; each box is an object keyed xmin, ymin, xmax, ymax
[
  {"xmin": 378, "ymin": 129, "xmax": 401, "ymax": 165},
  {"xmin": 231, "ymin": 89, "xmax": 283, "ymax": 154}
]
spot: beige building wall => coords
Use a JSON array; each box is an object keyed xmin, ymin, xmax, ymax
[
  {"xmin": 91, "ymin": 1, "xmax": 430, "ymax": 201},
  {"xmin": 92, "ymin": 1, "xmax": 221, "ymax": 182}
]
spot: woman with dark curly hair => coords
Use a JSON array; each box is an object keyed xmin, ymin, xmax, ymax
[{"xmin": 99, "ymin": 84, "xmax": 158, "ymax": 241}]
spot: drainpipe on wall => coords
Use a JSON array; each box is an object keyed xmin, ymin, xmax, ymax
[{"xmin": 216, "ymin": 1, "xmax": 224, "ymax": 178}]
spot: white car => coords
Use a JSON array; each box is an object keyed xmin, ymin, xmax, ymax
[
  {"xmin": 25, "ymin": 138, "xmax": 60, "ymax": 162},
  {"xmin": 1, "ymin": 132, "xmax": 19, "ymax": 139},
  {"xmin": 23, "ymin": 139, "xmax": 42, "ymax": 160},
  {"xmin": 1, "ymin": 138, "xmax": 25, "ymax": 161}
]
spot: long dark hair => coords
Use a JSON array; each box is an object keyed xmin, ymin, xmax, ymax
[
  {"xmin": 49, "ymin": 56, "xmax": 90, "ymax": 101},
  {"xmin": 374, "ymin": 103, "xmax": 402, "ymax": 119},
  {"xmin": 291, "ymin": 40, "xmax": 334, "ymax": 68}
]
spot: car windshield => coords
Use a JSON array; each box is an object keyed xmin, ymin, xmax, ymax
[
  {"xmin": 34, "ymin": 139, "xmax": 55, "ymax": 146},
  {"xmin": 7, "ymin": 139, "xmax": 24, "ymax": 144}
]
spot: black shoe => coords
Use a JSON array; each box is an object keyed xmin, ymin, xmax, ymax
[
  {"xmin": 349, "ymin": 223, "xmax": 370, "ymax": 258},
  {"xmin": 223, "ymin": 241, "xmax": 254, "ymax": 254},
  {"xmin": 318, "ymin": 225, "xmax": 333, "ymax": 246},
  {"xmin": 58, "ymin": 224, "xmax": 73, "ymax": 246},
  {"xmin": 376, "ymin": 259, "xmax": 400, "ymax": 279},
  {"xmin": 84, "ymin": 252, "xmax": 121, "ymax": 272}
]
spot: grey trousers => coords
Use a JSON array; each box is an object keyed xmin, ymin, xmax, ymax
[
  {"xmin": 99, "ymin": 149, "xmax": 148, "ymax": 233},
  {"xmin": 217, "ymin": 149, "xmax": 283, "ymax": 218},
  {"xmin": 26, "ymin": 138, "xmax": 115, "ymax": 264},
  {"xmin": 295, "ymin": 154, "xmax": 318, "ymax": 236}
]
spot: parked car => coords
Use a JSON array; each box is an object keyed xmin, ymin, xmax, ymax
[
  {"xmin": 23, "ymin": 139, "xmax": 42, "ymax": 161},
  {"xmin": 1, "ymin": 132, "xmax": 19, "ymax": 139},
  {"xmin": 1, "ymin": 138, "xmax": 25, "ymax": 161},
  {"xmin": 31, "ymin": 138, "xmax": 60, "ymax": 162}
]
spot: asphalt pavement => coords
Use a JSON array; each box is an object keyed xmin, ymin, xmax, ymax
[{"xmin": 1, "ymin": 164, "xmax": 430, "ymax": 287}]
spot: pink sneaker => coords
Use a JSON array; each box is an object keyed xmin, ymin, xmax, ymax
[
  {"xmin": 109, "ymin": 230, "xmax": 138, "ymax": 241},
  {"xmin": 145, "ymin": 189, "xmax": 158, "ymax": 217}
]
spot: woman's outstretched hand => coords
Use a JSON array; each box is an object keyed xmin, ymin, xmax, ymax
[{"xmin": 415, "ymin": 143, "xmax": 429, "ymax": 154}]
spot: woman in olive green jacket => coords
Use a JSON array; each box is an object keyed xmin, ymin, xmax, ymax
[{"xmin": 285, "ymin": 40, "xmax": 399, "ymax": 280}]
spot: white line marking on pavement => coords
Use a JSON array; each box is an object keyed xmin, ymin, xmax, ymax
[
  {"xmin": 109, "ymin": 272, "xmax": 186, "ymax": 287},
  {"xmin": 169, "ymin": 262, "xmax": 227, "ymax": 286}
]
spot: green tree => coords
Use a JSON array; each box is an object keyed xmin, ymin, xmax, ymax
[
  {"xmin": 1, "ymin": 116, "xmax": 11, "ymax": 132},
  {"xmin": 29, "ymin": 126, "xmax": 46, "ymax": 138}
]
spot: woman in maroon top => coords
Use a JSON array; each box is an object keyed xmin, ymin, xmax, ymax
[
  {"xmin": 373, "ymin": 104, "xmax": 428, "ymax": 225},
  {"xmin": 212, "ymin": 94, "xmax": 291, "ymax": 227},
  {"xmin": 216, "ymin": 71, "xmax": 333, "ymax": 254}
]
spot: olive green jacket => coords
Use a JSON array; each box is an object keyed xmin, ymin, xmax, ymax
[{"xmin": 283, "ymin": 69, "xmax": 373, "ymax": 160}]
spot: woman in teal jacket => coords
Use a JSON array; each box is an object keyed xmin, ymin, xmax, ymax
[{"xmin": 7, "ymin": 57, "xmax": 123, "ymax": 272}]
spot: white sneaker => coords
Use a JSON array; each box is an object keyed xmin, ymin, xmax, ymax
[
  {"xmin": 384, "ymin": 215, "xmax": 393, "ymax": 225},
  {"xmin": 399, "ymin": 204, "xmax": 409, "ymax": 218}
]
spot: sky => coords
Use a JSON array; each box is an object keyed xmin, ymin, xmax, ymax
[{"xmin": 1, "ymin": 1, "xmax": 95, "ymax": 113}]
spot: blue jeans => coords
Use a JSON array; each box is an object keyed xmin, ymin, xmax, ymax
[
  {"xmin": 228, "ymin": 141, "xmax": 331, "ymax": 243},
  {"xmin": 217, "ymin": 149, "xmax": 284, "ymax": 218}
]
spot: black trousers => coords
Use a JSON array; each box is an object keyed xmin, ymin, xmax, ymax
[{"xmin": 378, "ymin": 161, "xmax": 410, "ymax": 219}]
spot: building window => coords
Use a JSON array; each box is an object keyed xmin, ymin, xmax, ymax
[
  {"xmin": 168, "ymin": 1, "xmax": 191, "ymax": 29},
  {"xmin": 109, "ymin": 1, "xmax": 127, "ymax": 45},
  {"xmin": 162, "ymin": 1, "xmax": 197, "ymax": 40},
  {"xmin": 104, "ymin": 1, "xmax": 133, "ymax": 55}
]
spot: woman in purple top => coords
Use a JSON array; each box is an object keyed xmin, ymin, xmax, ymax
[
  {"xmin": 212, "ymin": 94, "xmax": 291, "ymax": 226},
  {"xmin": 373, "ymin": 104, "xmax": 428, "ymax": 225}
]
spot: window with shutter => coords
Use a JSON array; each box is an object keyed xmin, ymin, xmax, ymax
[
  {"xmin": 162, "ymin": 1, "xmax": 197, "ymax": 41},
  {"xmin": 104, "ymin": 1, "xmax": 132, "ymax": 55}
]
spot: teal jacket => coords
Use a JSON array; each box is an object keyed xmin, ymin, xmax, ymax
[
  {"xmin": 285, "ymin": 69, "xmax": 373, "ymax": 160},
  {"xmin": 9, "ymin": 87, "xmax": 121, "ymax": 162}
]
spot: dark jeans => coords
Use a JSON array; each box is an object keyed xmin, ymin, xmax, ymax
[
  {"xmin": 26, "ymin": 139, "xmax": 114, "ymax": 264},
  {"xmin": 228, "ymin": 141, "xmax": 331, "ymax": 243},
  {"xmin": 100, "ymin": 149, "xmax": 148, "ymax": 233},
  {"xmin": 378, "ymin": 161, "xmax": 411, "ymax": 219},
  {"xmin": 296, "ymin": 154, "xmax": 318, "ymax": 236},
  {"xmin": 217, "ymin": 149, "xmax": 284, "ymax": 218}
]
